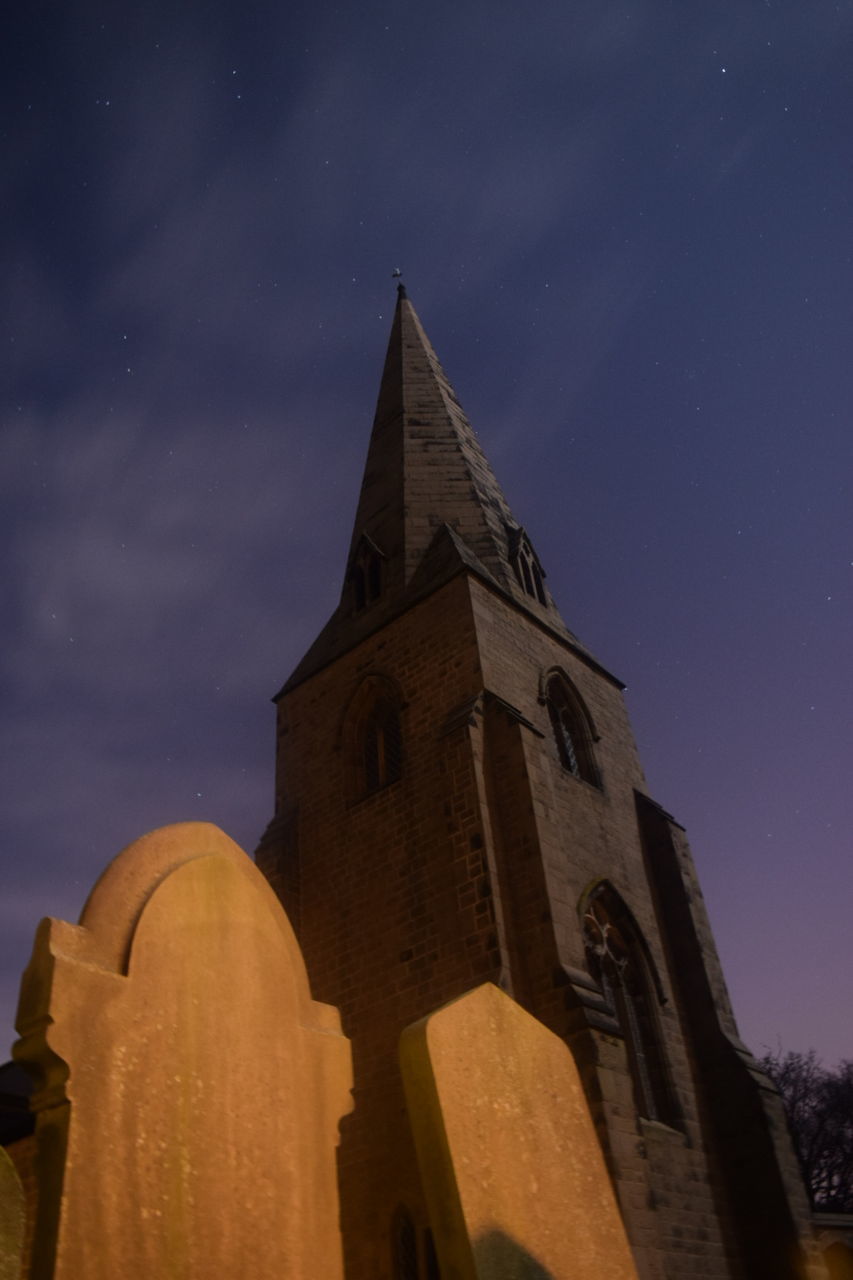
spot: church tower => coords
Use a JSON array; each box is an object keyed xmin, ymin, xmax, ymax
[{"xmin": 257, "ymin": 287, "xmax": 822, "ymax": 1280}]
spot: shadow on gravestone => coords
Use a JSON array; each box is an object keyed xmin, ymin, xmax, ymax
[
  {"xmin": 473, "ymin": 1230, "xmax": 554, "ymax": 1279},
  {"xmin": 0, "ymin": 1148, "xmax": 24, "ymax": 1280},
  {"xmin": 400, "ymin": 982, "xmax": 638, "ymax": 1280},
  {"xmin": 13, "ymin": 822, "xmax": 352, "ymax": 1280}
]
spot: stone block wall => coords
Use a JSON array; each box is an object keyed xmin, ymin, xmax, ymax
[
  {"xmin": 258, "ymin": 575, "xmax": 503, "ymax": 1279},
  {"xmin": 467, "ymin": 580, "xmax": 737, "ymax": 1280},
  {"xmin": 257, "ymin": 570, "xmax": 824, "ymax": 1280}
]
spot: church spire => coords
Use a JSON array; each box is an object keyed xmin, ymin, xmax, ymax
[
  {"xmin": 281, "ymin": 289, "xmax": 578, "ymax": 693},
  {"xmin": 345, "ymin": 285, "xmax": 548, "ymax": 602}
]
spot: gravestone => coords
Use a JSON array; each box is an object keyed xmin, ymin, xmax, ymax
[
  {"xmin": 0, "ymin": 1148, "xmax": 24, "ymax": 1280},
  {"xmin": 400, "ymin": 982, "xmax": 638, "ymax": 1280},
  {"xmin": 13, "ymin": 822, "xmax": 352, "ymax": 1280}
]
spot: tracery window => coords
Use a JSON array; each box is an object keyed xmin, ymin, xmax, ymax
[
  {"xmin": 545, "ymin": 676, "xmax": 599, "ymax": 786},
  {"xmin": 582, "ymin": 885, "xmax": 678, "ymax": 1127}
]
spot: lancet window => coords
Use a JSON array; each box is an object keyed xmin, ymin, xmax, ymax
[
  {"xmin": 507, "ymin": 525, "xmax": 547, "ymax": 606},
  {"xmin": 582, "ymin": 884, "xmax": 678, "ymax": 1127},
  {"xmin": 363, "ymin": 699, "xmax": 402, "ymax": 793},
  {"xmin": 343, "ymin": 675, "xmax": 405, "ymax": 801},
  {"xmin": 350, "ymin": 535, "xmax": 385, "ymax": 612},
  {"xmin": 544, "ymin": 675, "xmax": 600, "ymax": 786}
]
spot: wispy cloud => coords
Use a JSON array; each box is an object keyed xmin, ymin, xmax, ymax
[{"xmin": 2, "ymin": 0, "xmax": 852, "ymax": 1065}]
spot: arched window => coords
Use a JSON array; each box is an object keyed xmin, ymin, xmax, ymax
[
  {"xmin": 507, "ymin": 525, "xmax": 547, "ymax": 606},
  {"xmin": 341, "ymin": 675, "xmax": 405, "ymax": 802},
  {"xmin": 349, "ymin": 534, "xmax": 385, "ymax": 612},
  {"xmin": 582, "ymin": 884, "xmax": 678, "ymax": 1127},
  {"xmin": 391, "ymin": 1206, "xmax": 419, "ymax": 1280},
  {"xmin": 545, "ymin": 675, "xmax": 600, "ymax": 786},
  {"xmin": 363, "ymin": 700, "xmax": 402, "ymax": 793}
]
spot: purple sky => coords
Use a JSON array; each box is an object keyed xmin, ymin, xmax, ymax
[{"xmin": 2, "ymin": 1, "xmax": 851, "ymax": 1065}]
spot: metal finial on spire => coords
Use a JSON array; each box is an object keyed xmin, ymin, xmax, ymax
[{"xmin": 392, "ymin": 268, "xmax": 407, "ymax": 299}]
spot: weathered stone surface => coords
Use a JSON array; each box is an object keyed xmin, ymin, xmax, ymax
[
  {"xmin": 13, "ymin": 822, "xmax": 352, "ymax": 1280},
  {"xmin": 400, "ymin": 982, "xmax": 638, "ymax": 1280},
  {"xmin": 0, "ymin": 1148, "xmax": 24, "ymax": 1280}
]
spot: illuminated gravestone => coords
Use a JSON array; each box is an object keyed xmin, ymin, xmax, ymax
[
  {"xmin": 13, "ymin": 823, "xmax": 352, "ymax": 1280},
  {"xmin": 400, "ymin": 983, "xmax": 638, "ymax": 1280},
  {"xmin": 0, "ymin": 1148, "xmax": 24, "ymax": 1280}
]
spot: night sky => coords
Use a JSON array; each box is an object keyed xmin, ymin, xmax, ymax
[{"xmin": 2, "ymin": 2, "xmax": 851, "ymax": 1065}]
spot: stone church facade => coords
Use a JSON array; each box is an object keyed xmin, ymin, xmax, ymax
[{"xmin": 256, "ymin": 286, "xmax": 825, "ymax": 1280}]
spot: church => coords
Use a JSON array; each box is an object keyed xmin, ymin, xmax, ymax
[
  {"xmin": 1, "ymin": 286, "xmax": 831, "ymax": 1280},
  {"xmin": 255, "ymin": 284, "xmax": 822, "ymax": 1279}
]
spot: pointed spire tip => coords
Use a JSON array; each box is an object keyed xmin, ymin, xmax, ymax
[{"xmin": 391, "ymin": 268, "xmax": 407, "ymax": 300}]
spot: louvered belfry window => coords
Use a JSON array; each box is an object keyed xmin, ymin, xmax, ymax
[
  {"xmin": 507, "ymin": 525, "xmax": 547, "ymax": 606},
  {"xmin": 351, "ymin": 536, "xmax": 385, "ymax": 612}
]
